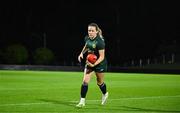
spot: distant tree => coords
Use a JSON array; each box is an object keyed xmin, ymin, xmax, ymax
[
  {"xmin": 3, "ymin": 44, "xmax": 28, "ymax": 64},
  {"xmin": 156, "ymin": 41, "xmax": 179, "ymax": 64},
  {"xmin": 156, "ymin": 40, "xmax": 179, "ymax": 55},
  {"xmin": 156, "ymin": 44, "xmax": 178, "ymax": 55},
  {"xmin": 33, "ymin": 48, "xmax": 55, "ymax": 65}
]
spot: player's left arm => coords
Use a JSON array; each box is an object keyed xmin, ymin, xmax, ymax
[
  {"xmin": 94, "ymin": 38, "xmax": 105, "ymax": 66},
  {"xmin": 87, "ymin": 38, "xmax": 105, "ymax": 67},
  {"xmin": 94, "ymin": 49, "xmax": 104, "ymax": 66}
]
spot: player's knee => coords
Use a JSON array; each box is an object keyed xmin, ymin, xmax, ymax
[
  {"xmin": 96, "ymin": 78, "xmax": 103, "ymax": 85},
  {"xmin": 82, "ymin": 81, "xmax": 88, "ymax": 86},
  {"xmin": 97, "ymin": 82, "xmax": 106, "ymax": 88},
  {"xmin": 97, "ymin": 81, "xmax": 104, "ymax": 86}
]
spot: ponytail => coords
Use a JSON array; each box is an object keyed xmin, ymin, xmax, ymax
[{"xmin": 97, "ymin": 27, "xmax": 103, "ymax": 38}]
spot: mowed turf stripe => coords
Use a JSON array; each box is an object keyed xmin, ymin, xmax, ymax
[
  {"xmin": 1, "ymin": 95, "xmax": 180, "ymax": 106},
  {"xmin": 0, "ymin": 102, "xmax": 50, "ymax": 106},
  {"xmin": 71, "ymin": 94, "xmax": 180, "ymax": 102}
]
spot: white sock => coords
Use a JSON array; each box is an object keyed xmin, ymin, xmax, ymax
[{"xmin": 80, "ymin": 98, "xmax": 85, "ymax": 103}]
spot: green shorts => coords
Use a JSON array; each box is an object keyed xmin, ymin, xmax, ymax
[{"xmin": 86, "ymin": 59, "xmax": 107, "ymax": 72}]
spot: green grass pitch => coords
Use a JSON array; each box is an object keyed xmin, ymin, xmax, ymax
[{"xmin": 0, "ymin": 70, "xmax": 180, "ymax": 113}]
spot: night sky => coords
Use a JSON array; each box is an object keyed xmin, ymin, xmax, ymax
[{"xmin": 0, "ymin": 0, "xmax": 179, "ymax": 65}]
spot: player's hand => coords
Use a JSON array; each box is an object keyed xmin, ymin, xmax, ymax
[
  {"xmin": 86, "ymin": 60, "xmax": 95, "ymax": 67},
  {"xmin": 78, "ymin": 53, "xmax": 83, "ymax": 62}
]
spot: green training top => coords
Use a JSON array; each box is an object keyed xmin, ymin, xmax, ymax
[{"xmin": 84, "ymin": 35, "xmax": 105, "ymax": 59}]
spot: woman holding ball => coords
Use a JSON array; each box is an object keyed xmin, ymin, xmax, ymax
[{"xmin": 76, "ymin": 23, "xmax": 108, "ymax": 107}]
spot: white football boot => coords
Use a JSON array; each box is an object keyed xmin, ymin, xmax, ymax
[
  {"xmin": 76, "ymin": 98, "xmax": 85, "ymax": 107},
  {"xmin": 101, "ymin": 92, "xmax": 109, "ymax": 105}
]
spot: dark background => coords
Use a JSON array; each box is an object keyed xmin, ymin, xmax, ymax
[{"xmin": 0, "ymin": 0, "xmax": 179, "ymax": 66}]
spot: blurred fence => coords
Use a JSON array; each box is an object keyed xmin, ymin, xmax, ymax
[{"xmin": 0, "ymin": 64, "xmax": 180, "ymax": 74}]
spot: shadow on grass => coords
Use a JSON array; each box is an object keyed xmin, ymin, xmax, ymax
[
  {"xmin": 38, "ymin": 99, "xmax": 76, "ymax": 107},
  {"xmin": 120, "ymin": 105, "xmax": 180, "ymax": 113},
  {"xmin": 37, "ymin": 99, "xmax": 101, "ymax": 110},
  {"xmin": 37, "ymin": 99, "xmax": 180, "ymax": 112}
]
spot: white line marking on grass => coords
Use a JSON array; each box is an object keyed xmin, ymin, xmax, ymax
[
  {"xmin": 0, "ymin": 88, "xmax": 51, "ymax": 90},
  {"xmin": 0, "ymin": 102, "xmax": 50, "ymax": 106},
  {"xmin": 71, "ymin": 95, "xmax": 180, "ymax": 103},
  {"xmin": 1, "ymin": 95, "xmax": 180, "ymax": 107}
]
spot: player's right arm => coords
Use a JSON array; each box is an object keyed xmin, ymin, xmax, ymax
[{"xmin": 78, "ymin": 43, "xmax": 87, "ymax": 62}]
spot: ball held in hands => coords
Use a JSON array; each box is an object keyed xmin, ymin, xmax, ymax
[{"xmin": 86, "ymin": 54, "xmax": 97, "ymax": 64}]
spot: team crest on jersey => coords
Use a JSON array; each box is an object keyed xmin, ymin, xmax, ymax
[{"xmin": 92, "ymin": 43, "xmax": 96, "ymax": 48}]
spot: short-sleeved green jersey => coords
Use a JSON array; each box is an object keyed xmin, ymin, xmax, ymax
[
  {"xmin": 84, "ymin": 35, "xmax": 107, "ymax": 72},
  {"xmin": 84, "ymin": 35, "xmax": 105, "ymax": 58}
]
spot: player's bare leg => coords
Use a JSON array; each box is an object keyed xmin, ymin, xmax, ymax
[
  {"xmin": 76, "ymin": 68, "xmax": 94, "ymax": 107},
  {"xmin": 96, "ymin": 72, "xmax": 108, "ymax": 105}
]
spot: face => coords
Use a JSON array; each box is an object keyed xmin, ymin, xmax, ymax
[{"xmin": 88, "ymin": 26, "xmax": 98, "ymax": 38}]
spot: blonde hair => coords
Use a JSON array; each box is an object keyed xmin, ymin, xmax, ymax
[{"xmin": 88, "ymin": 23, "xmax": 103, "ymax": 38}]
